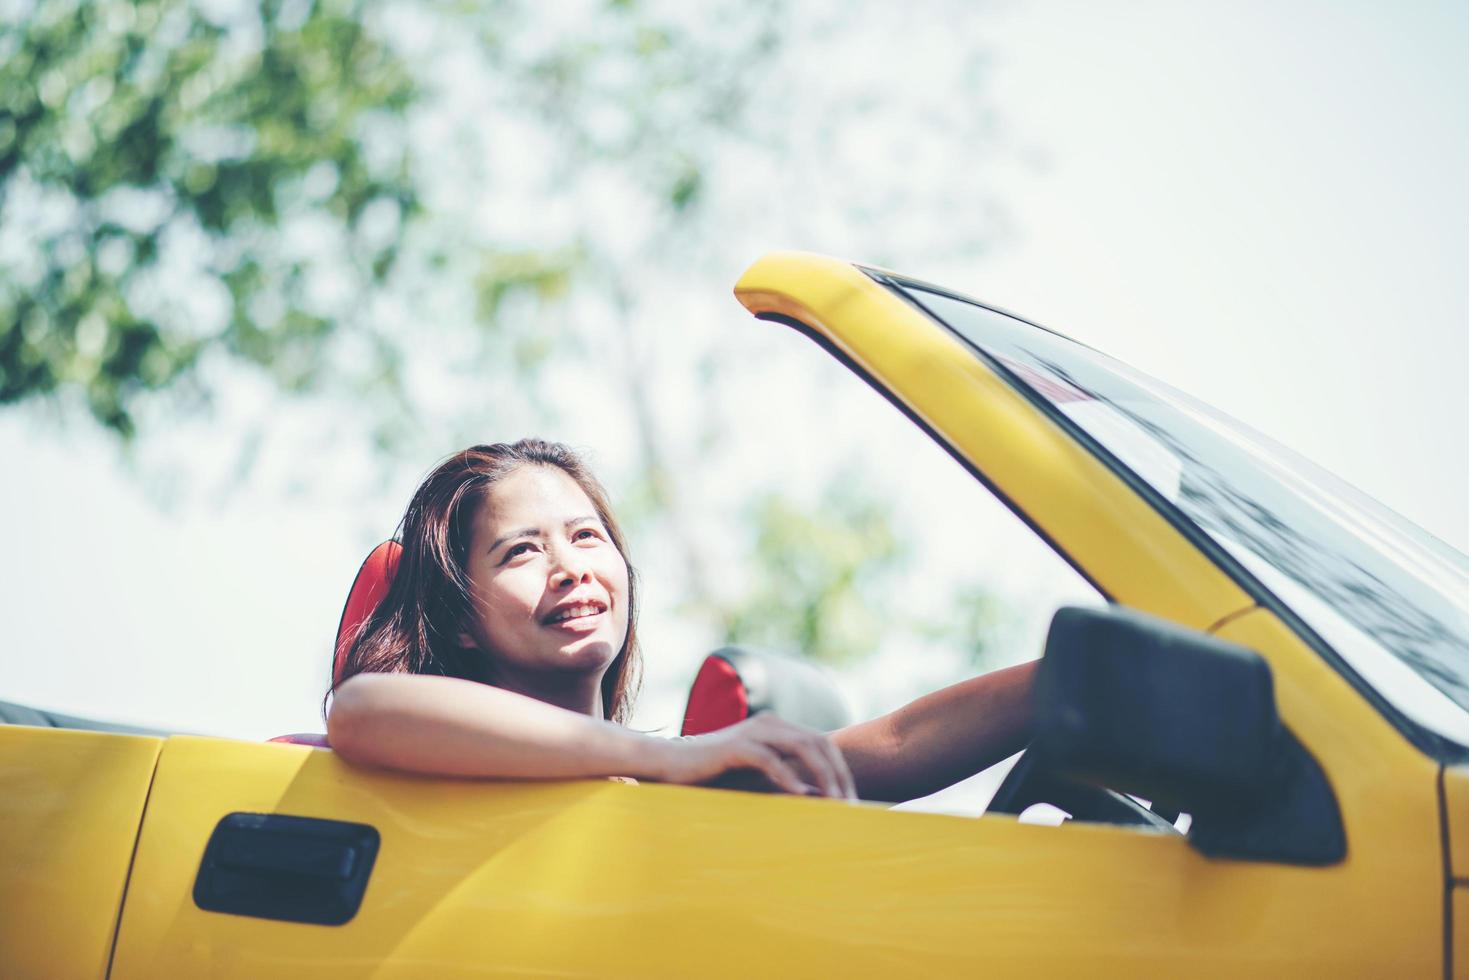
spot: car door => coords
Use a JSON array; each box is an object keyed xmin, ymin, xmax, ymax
[
  {"xmin": 106, "ymin": 722, "xmax": 1431, "ymax": 978},
  {"xmin": 106, "ymin": 252, "xmax": 1444, "ymax": 978}
]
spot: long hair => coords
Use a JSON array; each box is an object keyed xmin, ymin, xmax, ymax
[{"xmin": 331, "ymin": 440, "xmax": 642, "ymax": 723}]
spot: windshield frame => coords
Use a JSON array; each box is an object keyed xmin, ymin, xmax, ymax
[{"xmin": 865, "ymin": 266, "xmax": 1469, "ymax": 764}]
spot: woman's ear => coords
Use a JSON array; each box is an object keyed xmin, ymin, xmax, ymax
[{"xmin": 456, "ymin": 630, "xmax": 477, "ymax": 650}]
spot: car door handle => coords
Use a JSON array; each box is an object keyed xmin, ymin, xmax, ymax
[{"xmin": 193, "ymin": 812, "xmax": 380, "ymax": 925}]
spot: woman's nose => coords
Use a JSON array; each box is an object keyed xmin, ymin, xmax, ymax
[{"xmin": 549, "ymin": 547, "xmax": 591, "ymax": 589}]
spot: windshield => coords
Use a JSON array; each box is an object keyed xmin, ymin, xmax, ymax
[{"xmin": 893, "ymin": 278, "xmax": 1469, "ymax": 748}]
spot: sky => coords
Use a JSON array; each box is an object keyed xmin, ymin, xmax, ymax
[
  {"xmin": 969, "ymin": 1, "xmax": 1469, "ymax": 552},
  {"xmin": 4, "ymin": 2, "xmax": 1468, "ymax": 806}
]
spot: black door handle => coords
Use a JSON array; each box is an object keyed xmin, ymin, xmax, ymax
[{"xmin": 194, "ymin": 812, "xmax": 379, "ymax": 925}]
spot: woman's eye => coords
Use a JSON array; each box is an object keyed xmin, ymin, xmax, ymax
[
  {"xmin": 504, "ymin": 542, "xmax": 536, "ymax": 560},
  {"xmin": 574, "ymin": 528, "xmax": 600, "ymax": 542}
]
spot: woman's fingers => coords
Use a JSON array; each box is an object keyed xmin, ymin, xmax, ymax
[
  {"xmin": 663, "ymin": 713, "xmax": 854, "ymax": 799},
  {"xmin": 825, "ymin": 737, "xmax": 858, "ymax": 799},
  {"xmin": 764, "ymin": 728, "xmax": 845, "ymax": 799},
  {"xmin": 815, "ymin": 736, "xmax": 856, "ymax": 800},
  {"xmin": 750, "ymin": 713, "xmax": 855, "ymax": 800},
  {"xmin": 738, "ymin": 742, "xmax": 814, "ymax": 796}
]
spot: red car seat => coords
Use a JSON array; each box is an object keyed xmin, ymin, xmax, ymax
[
  {"xmin": 271, "ymin": 542, "xmax": 849, "ymax": 746},
  {"xmin": 680, "ymin": 646, "xmax": 850, "ymax": 736},
  {"xmin": 268, "ymin": 541, "xmax": 401, "ymax": 747},
  {"xmin": 331, "ymin": 541, "xmax": 403, "ymax": 688}
]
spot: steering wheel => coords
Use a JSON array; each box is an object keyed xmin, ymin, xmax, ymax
[{"xmin": 985, "ymin": 744, "xmax": 1179, "ymax": 833}]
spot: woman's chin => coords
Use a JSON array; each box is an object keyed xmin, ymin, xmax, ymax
[{"xmin": 553, "ymin": 637, "xmax": 618, "ymax": 672}]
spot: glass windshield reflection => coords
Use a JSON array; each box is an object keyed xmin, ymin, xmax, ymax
[{"xmin": 901, "ymin": 282, "xmax": 1469, "ymax": 745}]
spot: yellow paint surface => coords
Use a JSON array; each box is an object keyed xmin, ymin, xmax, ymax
[
  {"xmin": 735, "ymin": 251, "xmax": 1252, "ymax": 631},
  {"xmin": 108, "ymin": 713, "xmax": 1440, "ymax": 979},
  {"xmin": 1453, "ymin": 885, "xmax": 1469, "ymax": 979},
  {"xmin": 0, "ymin": 726, "xmax": 161, "ymax": 980},
  {"xmin": 1443, "ymin": 766, "xmax": 1469, "ymax": 880}
]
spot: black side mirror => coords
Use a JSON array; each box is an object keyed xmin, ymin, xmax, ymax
[
  {"xmin": 1034, "ymin": 605, "xmax": 1278, "ymax": 817},
  {"xmin": 1032, "ymin": 606, "xmax": 1345, "ymax": 865}
]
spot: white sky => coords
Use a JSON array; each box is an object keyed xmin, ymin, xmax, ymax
[
  {"xmin": 4, "ymin": 2, "xmax": 1468, "ymax": 758},
  {"xmin": 971, "ymin": 1, "xmax": 1469, "ymax": 551}
]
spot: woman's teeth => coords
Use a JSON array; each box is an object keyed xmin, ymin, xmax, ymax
[{"xmin": 547, "ymin": 603, "xmax": 603, "ymax": 624}]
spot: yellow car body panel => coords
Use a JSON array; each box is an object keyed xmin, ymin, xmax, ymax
[
  {"xmin": 1210, "ymin": 609, "xmax": 1442, "ymax": 955},
  {"xmin": 0, "ymin": 727, "xmax": 162, "ymax": 980},
  {"xmin": 113, "ymin": 735, "xmax": 1424, "ymax": 979},
  {"xmin": 5, "ymin": 250, "xmax": 1460, "ymax": 977},
  {"xmin": 1456, "ymin": 897, "xmax": 1469, "ymax": 980},
  {"xmin": 734, "ymin": 251, "xmax": 1253, "ymax": 632},
  {"xmin": 1442, "ymin": 765, "xmax": 1469, "ymax": 977},
  {"xmin": 1443, "ymin": 765, "xmax": 1469, "ymax": 878}
]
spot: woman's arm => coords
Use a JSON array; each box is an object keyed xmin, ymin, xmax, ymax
[
  {"xmin": 832, "ymin": 660, "xmax": 1037, "ymax": 804},
  {"xmin": 327, "ymin": 672, "xmax": 855, "ymax": 797}
]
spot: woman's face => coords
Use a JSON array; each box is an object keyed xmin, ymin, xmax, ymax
[{"xmin": 460, "ymin": 464, "xmax": 630, "ymax": 683}]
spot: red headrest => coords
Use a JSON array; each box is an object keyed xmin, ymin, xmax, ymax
[
  {"xmin": 333, "ymin": 541, "xmax": 402, "ymax": 687},
  {"xmin": 681, "ymin": 654, "xmax": 751, "ymax": 736},
  {"xmin": 680, "ymin": 648, "xmax": 851, "ymax": 737}
]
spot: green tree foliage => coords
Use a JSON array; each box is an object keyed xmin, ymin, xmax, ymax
[
  {"xmin": 1, "ymin": 0, "xmax": 1012, "ymax": 676},
  {"xmin": 721, "ymin": 481, "xmax": 904, "ymax": 664},
  {"xmin": 0, "ymin": 0, "xmax": 418, "ymax": 435}
]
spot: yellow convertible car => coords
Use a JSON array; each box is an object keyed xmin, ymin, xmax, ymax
[{"xmin": 5, "ymin": 252, "xmax": 1469, "ymax": 978}]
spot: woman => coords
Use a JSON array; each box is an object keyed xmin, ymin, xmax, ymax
[{"xmin": 328, "ymin": 439, "xmax": 1036, "ymax": 802}]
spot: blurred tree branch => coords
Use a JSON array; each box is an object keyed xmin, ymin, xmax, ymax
[
  {"xmin": 0, "ymin": 0, "xmax": 420, "ymax": 434},
  {"xmin": 0, "ymin": 0, "xmax": 1015, "ymax": 671}
]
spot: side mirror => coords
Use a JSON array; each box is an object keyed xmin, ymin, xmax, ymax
[
  {"xmin": 1034, "ymin": 605, "xmax": 1277, "ymax": 817},
  {"xmin": 1032, "ymin": 606, "xmax": 1345, "ymax": 865}
]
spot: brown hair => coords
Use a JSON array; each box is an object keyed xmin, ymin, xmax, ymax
[{"xmin": 331, "ymin": 439, "xmax": 642, "ymax": 723}]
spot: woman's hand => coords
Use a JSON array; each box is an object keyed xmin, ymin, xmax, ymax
[{"xmin": 654, "ymin": 712, "xmax": 856, "ymax": 799}]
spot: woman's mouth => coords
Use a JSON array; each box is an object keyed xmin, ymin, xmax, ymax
[{"xmin": 542, "ymin": 601, "xmax": 607, "ymax": 629}]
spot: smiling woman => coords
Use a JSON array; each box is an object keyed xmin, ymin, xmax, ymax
[
  {"xmin": 459, "ymin": 466, "xmax": 632, "ymax": 714},
  {"xmin": 335, "ymin": 441, "xmax": 641, "ymax": 722},
  {"xmin": 325, "ymin": 438, "xmax": 1037, "ymax": 802}
]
